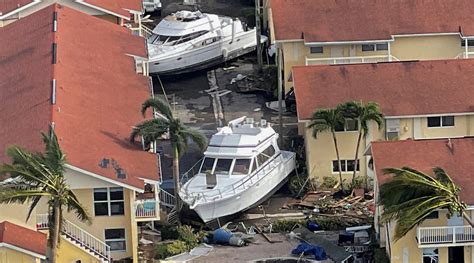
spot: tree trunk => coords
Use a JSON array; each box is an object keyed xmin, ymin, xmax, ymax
[
  {"xmin": 351, "ymin": 131, "xmax": 363, "ymax": 189},
  {"xmin": 172, "ymin": 146, "xmax": 182, "ymax": 216},
  {"xmin": 50, "ymin": 205, "xmax": 61, "ymax": 263},
  {"xmin": 332, "ymin": 131, "xmax": 344, "ymax": 192},
  {"xmin": 463, "ymin": 211, "xmax": 474, "ymax": 226}
]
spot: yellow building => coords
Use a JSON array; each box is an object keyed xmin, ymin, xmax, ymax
[
  {"xmin": 269, "ymin": 0, "xmax": 474, "ymax": 93},
  {"xmin": 292, "ymin": 59, "xmax": 474, "ymax": 185},
  {"xmin": 368, "ymin": 137, "xmax": 474, "ymax": 263},
  {"xmin": 0, "ymin": 221, "xmax": 47, "ymax": 263},
  {"xmin": 0, "ymin": 4, "xmax": 162, "ymax": 262}
]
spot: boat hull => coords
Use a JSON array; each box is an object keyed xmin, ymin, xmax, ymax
[
  {"xmin": 187, "ymin": 151, "xmax": 296, "ymax": 222},
  {"xmin": 148, "ymin": 30, "xmax": 259, "ymax": 75}
]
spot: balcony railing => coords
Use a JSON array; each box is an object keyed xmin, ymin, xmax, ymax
[
  {"xmin": 417, "ymin": 226, "xmax": 474, "ymax": 247},
  {"xmin": 305, "ymin": 55, "xmax": 399, "ymax": 66},
  {"xmin": 455, "ymin": 51, "xmax": 474, "ymax": 59},
  {"xmin": 134, "ymin": 199, "xmax": 158, "ymax": 218}
]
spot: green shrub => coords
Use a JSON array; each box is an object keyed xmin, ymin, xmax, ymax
[
  {"xmin": 353, "ymin": 176, "xmax": 365, "ymax": 189},
  {"xmin": 272, "ymin": 219, "xmax": 306, "ymax": 232},
  {"xmin": 166, "ymin": 240, "xmax": 188, "ymax": 256},
  {"xmin": 374, "ymin": 248, "xmax": 390, "ymax": 263},
  {"xmin": 321, "ymin": 176, "xmax": 338, "ymax": 188},
  {"xmin": 154, "ymin": 243, "xmax": 172, "ymax": 259},
  {"xmin": 176, "ymin": 225, "xmax": 206, "ymax": 250},
  {"xmin": 160, "ymin": 225, "xmax": 179, "ymax": 240}
]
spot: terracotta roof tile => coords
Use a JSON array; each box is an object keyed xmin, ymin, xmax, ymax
[
  {"xmin": 371, "ymin": 137, "xmax": 474, "ymax": 204},
  {"xmin": 271, "ymin": 0, "xmax": 474, "ymax": 42},
  {"xmin": 0, "ymin": 0, "xmax": 34, "ymax": 16},
  {"xmin": 0, "ymin": 221, "xmax": 47, "ymax": 257},
  {"xmin": 293, "ymin": 59, "xmax": 474, "ymax": 120},
  {"xmin": 82, "ymin": 0, "xmax": 142, "ymax": 18},
  {"xmin": 0, "ymin": 4, "xmax": 157, "ymax": 189}
]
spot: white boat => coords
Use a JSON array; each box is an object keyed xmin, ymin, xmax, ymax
[
  {"xmin": 179, "ymin": 117, "xmax": 296, "ymax": 222},
  {"xmin": 147, "ymin": 10, "xmax": 266, "ymax": 74}
]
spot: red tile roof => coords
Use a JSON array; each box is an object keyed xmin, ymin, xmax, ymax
[
  {"xmin": 293, "ymin": 59, "xmax": 474, "ymax": 120},
  {"xmin": 0, "ymin": 4, "xmax": 157, "ymax": 190},
  {"xmin": 82, "ymin": 0, "xmax": 142, "ymax": 18},
  {"xmin": 271, "ymin": 0, "xmax": 474, "ymax": 42},
  {"xmin": 0, "ymin": 0, "xmax": 35, "ymax": 16},
  {"xmin": 371, "ymin": 137, "xmax": 474, "ymax": 204},
  {"xmin": 0, "ymin": 221, "xmax": 47, "ymax": 257}
]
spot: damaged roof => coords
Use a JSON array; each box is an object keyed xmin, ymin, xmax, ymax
[
  {"xmin": 271, "ymin": 0, "xmax": 474, "ymax": 42},
  {"xmin": 0, "ymin": 4, "xmax": 157, "ymax": 190},
  {"xmin": 0, "ymin": 221, "xmax": 47, "ymax": 258}
]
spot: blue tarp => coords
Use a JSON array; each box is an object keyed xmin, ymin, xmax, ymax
[{"xmin": 291, "ymin": 243, "xmax": 327, "ymax": 260}]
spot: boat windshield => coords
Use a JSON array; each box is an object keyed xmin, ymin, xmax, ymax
[
  {"xmin": 200, "ymin": 157, "xmax": 215, "ymax": 174},
  {"xmin": 214, "ymin": 158, "xmax": 233, "ymax": 175},
  {"xmin": 232, "ymin": 159, "xmax": 251, "ymax": 175},
  {"xmin": 149, "ymin": 30, "xmax": 209, "ymax": 46}
]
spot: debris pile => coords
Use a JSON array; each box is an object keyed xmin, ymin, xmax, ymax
[{"xmin": 283, "ymin": 189, "xmax": 375, "ymax": 226}]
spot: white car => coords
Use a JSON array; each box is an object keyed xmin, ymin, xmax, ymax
[{"xmin": 143, "ymin": 0, "xmax": 162, "ymax": 13}]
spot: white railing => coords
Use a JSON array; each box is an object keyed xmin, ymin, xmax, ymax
[
  {"xmin": 36, "ymin": 214, "xmax": 49, "ymax": 230},
  {"xmin": 36, "ymin": 214, "xmax": 111, "ymax": 261},
  {"xmin": 181, "ymin": 151, "xmax": 296, "ymax": 205},
  {"xmin": 417, "ymin": 226, "xmax": 474, "ymax": 246},
  {"xmin": 455, "ymin": 51, "xmax": 474, "ymax": 59},
  {"xmin": 159, "ymin": 189, "xmax": 176, "ymax": 208},
  {"xmin": 305, "ymin": 55, "xmax": 399, "ymax": 66},
  {"xmin": 134, "ymin": 200, "xmax": 158, "ymax": 218},
  {"xmin": 141, "ymin": 25, "xmax": 154, "ymax": 39}
]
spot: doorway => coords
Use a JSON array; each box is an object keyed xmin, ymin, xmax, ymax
[{"xmin": 448, "ymin": 246, "xmax": 464, "ymax": 263}]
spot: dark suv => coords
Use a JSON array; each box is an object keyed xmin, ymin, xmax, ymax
[{"xmin": 285, "ymin": 87, "xmax": 297, "ymax": 113}]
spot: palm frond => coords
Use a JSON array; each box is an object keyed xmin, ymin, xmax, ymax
[
  {"xmin": 379, "ymin": 167, "xmax": 466, "ymax": 241},
  {"xmin": 41, "ymin": 132, "xmax": 66, "ymax": 175},
  {"xmin": 181, "ymin": 128, "xmax": 208, "ymax": 152},
  {"xmin": 308, "ymin": 108, "xmax": 344, "ymax": 138},
  {"xmin": 0, "ymin": 189, "xmax": 51, "ymax": 204},
  {"xmin": 130, "ymin": 118, "xmax": 169, "ymax": 144},
  {"xmin": 66, "ymin": 190, "xmax": 91, "ymax": 223},
  {"xmin": 141, "ymin": 97, "xmax": 173, "ymax": 120}
]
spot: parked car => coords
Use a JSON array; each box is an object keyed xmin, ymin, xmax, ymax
[
  {"xmin": 285, "ymin": 87, "xmax": 297, "ymax": 113},
  {"xmin": 143, "ymin": 0, "xmax": 162, "ymax": 13}
]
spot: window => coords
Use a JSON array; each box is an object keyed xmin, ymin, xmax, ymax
[
  {"xmin": 200, "ymin": 157, "xmax": 215, "ymax": 173},
  {"xmin": 335, "ymin": 119, "xmax": 359, "ymax": 132},
  {"xmin": 425, "ymin": 211, "xmax": 439, "ymax": 219},
  {"xmin": 105, "ymin": 229, "xmax": 126, "ymax": 252},
  {"xmin": 257, "ymin": 145, "xmax": 276, "ymax": 166},
  {"xmin": 333, "ymin": 160, "xmax": 360, "ymax": 173},
  {"xmin": 362, "ymin": 43, "xmax": 388, "ymax": 51},
  {"xmin": 461, "ymin": 39, "xmax": 474, "ymax": 47},
  {"xmin": 232, "ymin": 159, "xmax": 251, "ymax": 175},
  {"xmin": 93, "ymin": 188, "xmax": 124, "ymax": 216},
  {"xmin": 310, "ymin": 46, "xmax": 324, "ymax": 54},
  {"xmin": 423, "ymin": 248, "xmax": 438, "ymax": 263},
  {"xmin": 386, "ymin": 131, "xmax": 399, "ymax": 141},
  {"xmin": 427, "ymin": 116, "xmax": 455, "ymax": 127},
  {"xmin": 214, "ymin": 158, "xmax": 233, "ymax": 175}
]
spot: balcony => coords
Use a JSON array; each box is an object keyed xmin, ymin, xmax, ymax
[
  {"xmin": 417, "ymin": 226, "xmax": 474, "ymax": 247},
  {"xmin": 134, "ymin": 199, "xmax": 159, "ymax": 220},
  {"xmin": 305, "ymin": 55, "xmax": 399, "ymax": 66}
]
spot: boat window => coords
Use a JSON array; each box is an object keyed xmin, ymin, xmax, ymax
[
  {"xmin": 175, "ymin": 31, "xmax": 209, "ymax": 45},
  {"xmin": 232, "ymin": 159, "xmax": 251, "ymax": 175},
  {"xmin": 214, "ymin": 158, "xmax": 233, "ymax": 175},
  {"xmin": 257, "ymin": 145, "xmax": 276, "ymax": 166},
  {"xmin": 200, "ymin": 157, "xmax": 215, "ymax": 173}
]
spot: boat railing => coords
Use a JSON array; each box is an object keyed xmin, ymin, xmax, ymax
[
  {"xmin": 182, "ymin": 152, "xmax": 295, "ymax": 205},
  {"xmin": 180, "ymin": 157, "xmax": 204, "ymax": 186}
]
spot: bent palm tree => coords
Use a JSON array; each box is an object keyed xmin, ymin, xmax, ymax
[
  {"xmin": 308, "ymin": 108, "xmax": 345, "ymax": 191},
  {"xmin": 379, "ymin": 167, "xmax": 473, "ymax": 241},
  {"xmin": 0, "ymin": 132, "xmax": 90, "ymax": 263},
  {"xmin": 339, "ymin": 101, "xmax": 383, "ymax": 188},
  {"xmin": 130, "ymin": 97, "xmax": 207, "ymax": 211}
]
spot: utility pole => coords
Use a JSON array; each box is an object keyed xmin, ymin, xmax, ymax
[
  {"xmin": 255, "ymin": 0, "xmax": 263, "ymax": 71},
  {"xmin": 277, "ymin": 48, "xmax": 283, "ymax": 146}
]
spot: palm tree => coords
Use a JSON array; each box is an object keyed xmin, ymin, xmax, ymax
[
  {"xmin": 339, "ymin": 101, "xmax": 383, "ymax": 189},
  {"xmin": 0, "ymin": 132, "xmax": 90, "ymax": 263},
  {"xmin": 308, "ymin": 108, "xmax": 345, "ymax": 191},
  {"xmin": 130, "ymin": 97, "xmax": 207, "ymax": 210},
  {"xmin": 379, "ymin": 167, "xmax": 474, "ymax": 241}
]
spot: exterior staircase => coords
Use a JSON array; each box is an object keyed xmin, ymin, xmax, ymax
[
  {"xmin": 36, "ymin": 214, "xmax": 111, "ymax": 262},
  {"xmin": 158, "ymin": 188, "xmax": 178, "ymax": 224}
]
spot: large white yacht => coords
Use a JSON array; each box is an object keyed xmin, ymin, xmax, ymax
[
  {"xmin": 179, "ymin": 117, "xmax": 296, "ymax": 222},
  {"xmin": 147, "ymin": 10, "xmax": 265, "ymax": 74}
]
